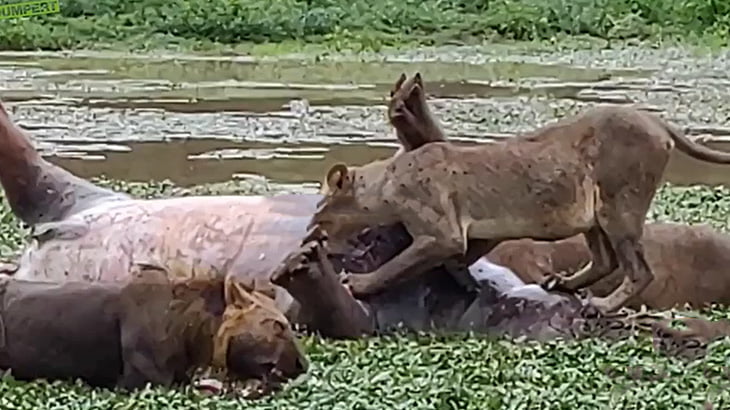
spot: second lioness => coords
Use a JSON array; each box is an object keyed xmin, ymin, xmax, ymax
[
  {"xmin": 0, "ymin": 274, "xmax": 307, "ymax": 392},
  {"xmin": 311, "ymin": 75, "xmax": 730, "ymax": 313}
]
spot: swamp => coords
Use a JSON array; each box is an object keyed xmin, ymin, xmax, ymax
[{"xmin": 1, "ymin": 0, "xmax": 730, "ymax": 408}]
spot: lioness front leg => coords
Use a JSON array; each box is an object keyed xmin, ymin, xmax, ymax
[
  {"xmin": 342, "ymin": 234, "xmax": 460, "ymax": 297},
  {"xmin": 343, "ymin": 190, "xmax": 467, "ymax": 297}
]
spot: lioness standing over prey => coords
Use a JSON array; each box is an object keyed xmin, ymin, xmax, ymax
[
  {"xmin": 310, "ymin": 72, "xmax": 730, "ymax": 314},
  {"xmin": 0, "ymin": 274, "xmax": 307, "ymax": 393}
]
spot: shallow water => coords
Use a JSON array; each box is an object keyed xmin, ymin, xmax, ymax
[{"xmin": 1, "ymin": 47, "xmax": 729, "ymax": 187}]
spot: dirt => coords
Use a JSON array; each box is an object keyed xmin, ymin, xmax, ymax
[{"xmin": 1, "ymin": 46, "xmax": 729, "ymax": 187}]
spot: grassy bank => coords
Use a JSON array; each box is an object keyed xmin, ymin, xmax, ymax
[
  {"xmin": 0, "ymin": 178, "xmax": 730, "ymax": 408},
  {"xmin": 0, "ymin": 0, "xmax": 729, "ymax": 52},
  {"xmin": 2, "ymin": 334, "xmax": 730, "ymax": 409}
]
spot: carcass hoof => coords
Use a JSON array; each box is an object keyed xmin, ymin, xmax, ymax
[{"xmin": 271, "ymin": 240, "xmax": 320, "ymax": 287}]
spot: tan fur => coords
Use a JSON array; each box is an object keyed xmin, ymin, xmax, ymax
[
  {"xmin": 310, "ymin": 73, "xmax": 730, "ymax": 313},
  {"xmin": 212, "ymin": 278, "xmax": 296, "ymax": 371},
  {"xmin": 0, "ymin": 271, "xmax": 306, "ymax": 390},
  {"xmin": 487, "ymin": 222, "xmax": 730, "ymax": 310},
  {"xmin": 123, "ymin": 273, "xmax": 305, "ymax": 384}
]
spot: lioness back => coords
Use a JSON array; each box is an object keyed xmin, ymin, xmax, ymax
[{"xmin": 386, "ymin": 139, "xmax": 597, "ymax": 241}]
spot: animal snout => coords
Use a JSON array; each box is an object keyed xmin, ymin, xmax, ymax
[{"xmin": 281, "ymin": 339, "xmax": 309, "ymax": 377}]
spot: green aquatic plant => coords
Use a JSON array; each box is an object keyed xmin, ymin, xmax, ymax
[{"xmin": 0, "ymin": 0, "xmax": 728, "ymax": 51}]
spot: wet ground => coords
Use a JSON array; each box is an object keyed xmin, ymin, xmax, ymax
[{"xmin": 1, "ymin": 45, "xmax": 729, "ymax": 188}]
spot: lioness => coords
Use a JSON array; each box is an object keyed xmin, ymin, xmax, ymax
[
  {"xmin": 310, "ymin": 72, "xmax": 730, "ymax": 313},
  {"xmin": 387, "ymin": 74, "xmax": 730, "ymax": 310},
  {"xmin": 0, "ymin": 273, "xmax": 307, "ymax": 392}
]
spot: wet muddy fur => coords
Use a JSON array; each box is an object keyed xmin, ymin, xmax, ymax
[
  {"xmin": 0, "ymin": 277, "xmax": 307, "ymax": 391},
  {"xmin": 0, "ymin": 278, "xmax": 187, "ymax": 389}
]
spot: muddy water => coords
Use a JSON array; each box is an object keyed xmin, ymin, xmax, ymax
[
  {"xmin": 1, "ymin": 48, "xmax": 730, "ymax": 187},
  {"xmin": 51, "ymin": 139, "xmax": 396, "ymax": 186}
]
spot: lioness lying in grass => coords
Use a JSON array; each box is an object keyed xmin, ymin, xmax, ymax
[{"xmin": 0, "ymin": 273, "xmax": 307, "ymax": 393}]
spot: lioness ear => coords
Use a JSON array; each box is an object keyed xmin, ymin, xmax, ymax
[
  {"xmin": 225, "ymin": 279, "xmax": 258, "ymax": 308},
  {"xmin": 224, "ymin": 277, "xmax": 236, "ymax": 306},
  {"xmin": 326, "ymin": 163, "xmax": 349, "ymax": 191},
  {"xmin": 271, "ymin": 320, "xmax": 287, "ymax": 334}
]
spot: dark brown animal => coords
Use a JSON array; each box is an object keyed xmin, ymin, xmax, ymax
[
  {"xmin": 0, "ymin": 272, "xmax": 307, "ymax": 392},
  {"xmin": 311, "ymin": 72, "xmax": 730, "ymax": 313},
  {"xmin": 487, "ymin": 222, "xmax": 730, "ymax": 310},
  {"xmin": 386, "ymin": 74, "xmax": 730, "ymax": 311}
]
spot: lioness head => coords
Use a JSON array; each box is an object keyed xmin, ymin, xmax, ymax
[
  {"xmin": 310, "ymin": 163, "xmax": 380, "ymax": 252},
  {"xmin": 212, "ymin": 278, "xmax": 308, "ymax": 387}
]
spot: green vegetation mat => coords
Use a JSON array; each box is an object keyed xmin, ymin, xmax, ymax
[
  {"xmin": 0, "ymin": 179, "xmax": 729, "ymax": 408},
  {"xmin": 1, "ymin": 0, "xmax": 729, "ymax": 52}
]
